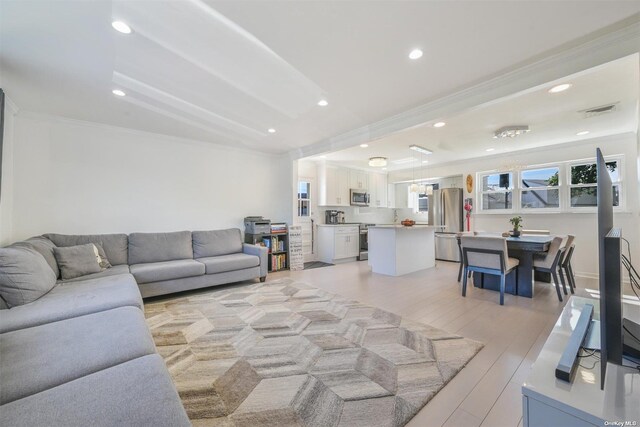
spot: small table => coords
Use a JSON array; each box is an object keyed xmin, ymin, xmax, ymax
[{"xmin": 471, "ymin": 236, "xmax": 553, "ymax": 298}]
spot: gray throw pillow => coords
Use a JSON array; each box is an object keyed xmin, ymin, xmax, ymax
[
  {"xmin": 0, "ymin": 246, "xmax": 57, "ymax": 307},
  {"xmin": 54, "ymin": 244, "xmax": 103, "ymax": 280},
  {"xmin": 11, "ymin": 236, "xmax": 60, "ymax": 278}
]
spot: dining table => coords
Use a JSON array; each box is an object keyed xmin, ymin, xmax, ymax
[{"xmin": 469, "ymin": 235, "xmax": 554, "ymax": 298}]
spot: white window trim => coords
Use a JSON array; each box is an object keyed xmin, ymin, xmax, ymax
[
  {"xmin": 475, "ymin": 154, "xmax": 625, "ymax": 215},
  {"xmin": 519, "ymin": 166, "xmax": 562, "ymax": 213},
  {"xmin": 297, "ymin": 181, "xmax": 311, "ymax": 217},
  {"xmin": 566, "ymin": 155, "xmax": 624, "ymax": 212},
  {"xmin": 477, "ymin": 171, "xmax": 516, "ymax": 214}
]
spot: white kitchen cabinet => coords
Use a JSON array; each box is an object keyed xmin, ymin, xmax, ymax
[
  {"xmin": 318, "ymin": 164, "xmax": 350, "ymax": 206},
  {"xmin": 395, "ymin": 183, "xmax": 409, "ymax": 208},
  {"xmin": 387, "ymin": 183, "xmax": 396, "ymax": 208},
  {"xmin": 369, "ymin": 173, "xmax": 387, "ymax": 208},
  {"xmin": 317, "ymin": 225, "xmax": 360, "ymax": 263},
  {"xmin": 349, "ymin": 170, "xmax": 369, "ymax": 190}
]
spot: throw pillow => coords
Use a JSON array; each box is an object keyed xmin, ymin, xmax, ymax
[
  {"xmin": 0, "ymin": 246, "xmax": 57, "ymax": 307},
  {"xmin": 54, "ymin": 244, "xmax": 103, "ymax": 280},
  {"xmin": 93, "ymin": 243, "xmax": 112, "ymax": 269}
]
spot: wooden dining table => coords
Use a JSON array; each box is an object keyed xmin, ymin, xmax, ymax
[{"xmin": 469, "ymin": 235, "xmax": 554, "ymax": 298}]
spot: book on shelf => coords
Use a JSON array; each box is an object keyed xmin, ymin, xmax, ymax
[
  {"xmin": 271, "ymin": 253, "xmax": 287, "ymax": 271},
  {"xmin": 271, "ymin": 223, "xmax": 287, "ymax": 234}
]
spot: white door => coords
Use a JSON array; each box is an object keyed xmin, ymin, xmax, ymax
[{"xmin": 296, "ymin": 177, "xmax": 318, "ymax": 262}]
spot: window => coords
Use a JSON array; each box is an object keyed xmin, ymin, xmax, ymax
[
  {"xmin": 569, "ymin": 160, "xmax": 620, "ymax": 208},
  {"xmin": 521, "ymin": 167, "xmax": 560, "ymax": 209},
  {"xmin": 297, "ymin": 181, "xmax": 310, "ymax": 216},
  {"xmin": 481, "ymin": 172, "xmax": 513, "ymax": 210}
]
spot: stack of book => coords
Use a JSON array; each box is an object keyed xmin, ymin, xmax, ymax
[{"xmin": 271, "ymin": 223, "xmax": 287, "ymax": 234}]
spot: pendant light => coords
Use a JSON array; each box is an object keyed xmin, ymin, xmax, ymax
[{"xmin": 409, "ymin": 155, "xmax": 418, "ymax": 193}]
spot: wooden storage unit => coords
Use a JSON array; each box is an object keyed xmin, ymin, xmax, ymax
[{"xmin": 245, "ymin": 227, "xmax": 290, "ymax": 272}]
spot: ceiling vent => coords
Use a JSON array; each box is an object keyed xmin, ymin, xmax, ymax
[{"xmin": 581, "ymin": 103, "xmax": 618, "ymax": 118}]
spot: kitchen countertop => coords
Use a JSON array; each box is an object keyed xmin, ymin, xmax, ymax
[
  {"xmin": 317, "ymin": 223, "xmax": 361, "ymax": 227},
  {"xmin": 369, "ymin": 224, "xmax": 437, "ymax": 229}
]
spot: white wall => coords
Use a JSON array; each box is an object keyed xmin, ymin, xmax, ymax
[
  {"xmin": 0, "ymin": 98, "xmax": 17, "ymax": 245},
  {"xmin": 389, "ymin": 133, "xmax": 640, "ymax": 279},
  {"xmin": 7, "ymin": 113, "xmax": 292, "ymax": 242}
]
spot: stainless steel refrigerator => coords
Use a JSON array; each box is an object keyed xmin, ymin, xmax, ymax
[{"xmin": 428, "ymin": 188, "xmax": 463, "ymax": 261}]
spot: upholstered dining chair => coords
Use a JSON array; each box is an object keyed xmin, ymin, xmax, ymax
[
  {"xmin": 532, "ymin": 236, "xmax": 566, "ymax": 301},
  {"xmin": 456, "ymin": 231, "xmax": 473, "ymax": 282},
  {"xmin": 460, "ymin": 236, "xmax": 520, "ymax": 305},
  {"xmin": 558, "ymin": 235, "xmax": 576, "ymax": 294}
]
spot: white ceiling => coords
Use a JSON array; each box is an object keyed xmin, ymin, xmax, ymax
[
  {"xmin": 1, "ymin": 1, "xmax": 639, "ymax": 154},
  {"xmin": 315, "ymin": 54, "xmax": 639, "ymax": 171}
]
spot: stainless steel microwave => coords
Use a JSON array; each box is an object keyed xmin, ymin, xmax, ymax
[{"xmin": 350, "ymin": 189, "xmax": 370, "ymax": 206}]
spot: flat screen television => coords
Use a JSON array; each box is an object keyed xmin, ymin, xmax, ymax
[{"xmin": 596, "ymin": 147, "xmax": 640, "ymax": 389}]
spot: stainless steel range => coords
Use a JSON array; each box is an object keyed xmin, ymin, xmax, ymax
[{"xmin": 358, "ymin": 223, "xmax": 376, "ymax": 261}]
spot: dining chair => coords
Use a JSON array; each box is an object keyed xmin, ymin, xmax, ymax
[
  {"xmin": 532, "ymin": 236, "xmax": 566, "ymax": 301},
  {"xmin": 460, "ymin": 236, "xmax": 519, "ymax": 305},
  {"xmin": 558, "ymin": 235, "xmax": 576, "ymax": 294},
  {"xmin": 456, "ymin": 232, "xmax": 473, "ymax": 282},
  {"xmin": 521, "ymin": 230, "xmax": 551, "ymax": 235}
]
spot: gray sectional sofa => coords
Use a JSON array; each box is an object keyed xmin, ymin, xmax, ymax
[{"xmin": 0, "ymin": 228, "xmax": 270, "ymax": 426}]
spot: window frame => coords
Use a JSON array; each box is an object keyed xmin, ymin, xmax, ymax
[
  {"xmin": 566, "ymin": 156, "xmax": 624, "ymax": 212},
  {"xmin": 297, "ymin": 180, "xmax": 311, "ymax": 217},
  {"xmin": 478, "ymin": 171, "xmax": 516, "ymax": 213},
  {"xmin": 519, "ymin": 166, "xmax": 562, "ymax": 212},
  {"xmin": 475, "ymin": 155, "xmax": 625, "ymax": 215}
]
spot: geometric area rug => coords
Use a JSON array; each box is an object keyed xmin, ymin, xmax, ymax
[{"xmin": 144, "ymin": 278, "xmax": 483, "ymax": 427}]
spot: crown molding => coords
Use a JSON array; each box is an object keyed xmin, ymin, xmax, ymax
[
  {"xmin": 16, "ymin": 110, "xmax": 287, "ymax": 159},
  {"xmin": 289, "ymin": 15, "xmax": 640, "ymax": 160}
]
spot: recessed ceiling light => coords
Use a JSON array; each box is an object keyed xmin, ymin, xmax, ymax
[
  {"xmin": 112, "ymin": 89, "xmax": 126, "ymax": 97},
  {"xmin": 409, "ymin": 49, "xmax": 423, "ymax": 60},
  {"xmin": 548, "ymin": 83, "xmax": 572, "ymax": 93},
  {"xmin": 317, "ymin": 99, "xmax": 328, "ymax": 107},
  {"xmin": 360, "ymin": 144, "xmax": 369, "ymax": 148},
  {"xmin": 268, "ymin": 128, "xmax": 276, "ymax": 133},
  {"xmin": 409, "ymin": 145, "xmax": 433, "ymax": 155},
  {"xmin": 433, "ymin": 122, "xmax": 446, "ymax": 128},
  {"xmin": 576, "ymin": 130, "xmax": 590, "ymax": 136},
  {"xmin": 382, "ymin": 167, "xmax": 387, "ymax": 170},
  {"xmin": 111, "ymin": 21, "xmax": 132, "ymax": 34},
  {"xmin": 422, "ymin": 160, "xmax": 428, "ymax": 163},
  {"xmin": 486, "ymin": 148, "xmax": 495, "ymax": 152}
]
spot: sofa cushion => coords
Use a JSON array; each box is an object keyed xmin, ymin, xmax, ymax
[
  {"xmin": 58, "ymin": 264, "xmax": 130, "ymax": 283},
  {"xmin": 192, "ymin": 228, "xmax": 243, "ymax": 258},
  {"xmin": 128, "ymin": 231, "xmax": 193, "ymax": 265},
  {"xmin": 0, "ymin": 306, "xmax": 156, "ymax": 405},
  {"xmin": 0, "ymin": 273, "xmax": 142, "ymax": 334},
  {"xmin": 197, "ymin": 253, "xmax": 260, "ymax": 275},
  {"xmin": 0, "ymin": 247, "xmax": 57, "ymax": 308},
  {"xmin": 129, "ymin": 259, "xmax": 205, "ymax": 284},
  {"xmin": 0, "ymin": 354, "xmax": 191, "ymax": 427},
  {"xmin": 53, "ymin": 244, "xmax": 103, "ymax": 280},
  {"xmin": 45, "ymin": 233, "xmax": 129, "ymax": 266},
  {"xmin": 11, "ymin": 237, "xmax": 60, "ymax": 278}
]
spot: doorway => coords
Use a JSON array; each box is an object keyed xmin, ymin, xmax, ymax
[{"xmin": 296, "ymin": 177, "xmax": 318, "ymax": 262}]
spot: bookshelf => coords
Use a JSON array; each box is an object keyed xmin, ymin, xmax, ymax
[{"xmin": 245, "ymin": 223, "xmax": 289, "ymax": 272}]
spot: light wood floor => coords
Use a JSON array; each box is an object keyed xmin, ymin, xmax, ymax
[{"xmin": 266, "ymin": 260, "xmax": 600, "ymax": 427}]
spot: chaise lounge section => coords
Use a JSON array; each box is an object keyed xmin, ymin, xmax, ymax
[{"xmin": 0, "ymin": 227, "xmax": 269, "ymax": 426}]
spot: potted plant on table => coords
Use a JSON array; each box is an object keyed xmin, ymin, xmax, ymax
[{"xmin": 509, "ymin": 216, "xmax": 523, "ymax": 237}]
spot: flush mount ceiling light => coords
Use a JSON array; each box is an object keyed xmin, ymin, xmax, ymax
[
  {"xmin": 486, "ymin": 148, "xmax": 495, "ymax": 152},
  {"xmin": 111, "ymin": 21, "xmax": 132, "ymax": 34},
  {"xmin": 493, "ymin": 125, "xmax": 530, "ymax": 139},
  {"xmin": 267, "ymin": 128, "xmax": 276, "ymax": 133},
  {"xmin": 317, "ymin": 99, "xmax": 328, "ymax": 107},
  {"xmin": 112, "ymin": 89, "xmax": 126, "ymax": 97},
  {"xmin": 382, "ymin": 167, "xmax": 387, "ymax": 170},
  {"xmin": 409, "ymin": 145, "xmax": 433, "ymax": 155},
  {"xmin": 576, "ymin": 130, "xmax": 590, "ymax": 136},
  {"xmin": 368, "ymin": 157, "xmax": 388, "ymax": 167},
  {"xmin": 409, "ymin": 49, "xmax": 423, "ymax": 60},
  {"xmin": 433, "ymin": 122, "xmax": 446, "ymax": 128},
  {"xmin": 360, "ymin": 143, "xmax": 369, "ymax": 148},
  {"xmin": 548, "ymin": 83, "xmax": 572, "ymax": 93}
]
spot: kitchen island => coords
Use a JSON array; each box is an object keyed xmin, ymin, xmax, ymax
[{"xmin": 368, "ymin": 225, "xmax": 437, "ymax": 276}]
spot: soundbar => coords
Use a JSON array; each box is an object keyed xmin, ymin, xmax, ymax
[{"xmin": 555, "ymin": 303, "xmax": 594, "ymax": 382}]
